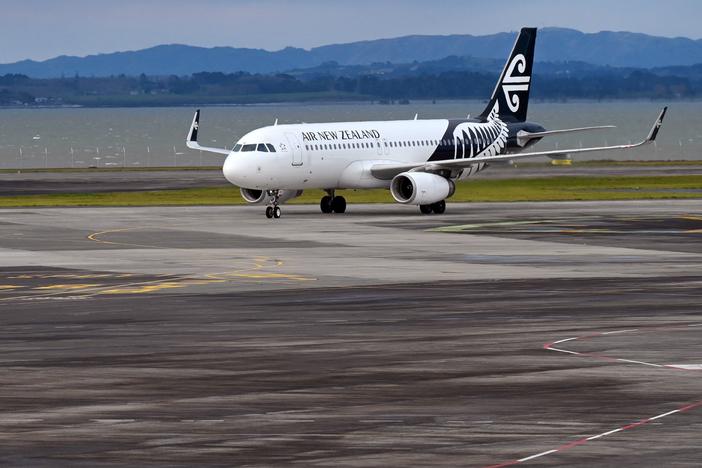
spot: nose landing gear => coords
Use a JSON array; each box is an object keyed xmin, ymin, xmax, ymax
[
  {"xmin": 265, "ymin": 190, "xmax": 282, "ymax": 219},
  {"xmin": 265, "ymin": 205, "xmax": 281, "ymax": 219}
]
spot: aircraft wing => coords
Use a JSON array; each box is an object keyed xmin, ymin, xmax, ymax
[
  {"xmin": 516, "ymin": 125, "xmax": 615, "ymax": 146},
  {"xmin": 371, "ymin": 107, "xmax": 666, "ymax": 180},
  {"xmin": 186, "ymin": 110, "xmax": 232, "ymax": 156}
]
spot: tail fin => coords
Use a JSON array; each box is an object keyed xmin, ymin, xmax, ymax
[{"xmin": 478, "ymin": 27, "xmax": 537, "ymax": 123}]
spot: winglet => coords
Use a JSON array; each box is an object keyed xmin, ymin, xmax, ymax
[
  {"xmin": 646, "ymin": 106, "xmax": 667, "ymax": 142},
  {"xmin": 187, "ymin": 109, "xmax": 200, "ymax": 146},
  {"xmin": 184, "ymin": 110, "xmax": 231, "ymax": 155}
]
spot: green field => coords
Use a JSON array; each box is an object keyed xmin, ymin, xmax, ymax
[{"xmin": 1, "ymin": 175, "xmax": 701, "ymax": 208}]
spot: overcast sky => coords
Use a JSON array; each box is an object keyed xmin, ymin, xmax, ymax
[{"xmin": 1, "ymin": 0, "xmax": 700, "ymax": 64}]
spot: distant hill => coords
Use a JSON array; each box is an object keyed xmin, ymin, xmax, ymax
[{"xmin": 2, "ymin": 28, "xmax": 702, "ymax": 78}]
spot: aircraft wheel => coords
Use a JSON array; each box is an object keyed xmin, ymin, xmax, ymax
[
  {"xmin": 331, "ymin": 196, "xmax": 346, "ymax": 214},
  {"xmin": 273, "ymin": 206, "xmax": 282, "ymax": 219},
  {"xmin": 419, "ymin": 204, "xmax": 433, "ymax": 214},
  {"xmin": 431, "ymin": 200, "xmax": 446, "ymax": 214},
  {"xmin": 265, "ymin": 206, "xmax": 274, "ymax": 218},
  {"xmin": 320, "ymin": 196, "xmax": 333, "ymax": 213}
]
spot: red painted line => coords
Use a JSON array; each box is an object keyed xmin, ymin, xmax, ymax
[
  {"xmin": 620, "ymin": 418, "xmax": 651, "ymax": 431},
  {"xmin": 483, "ymin": 324, "xmax": 702, "ymax": 467},
  {"xmin": 557, "ymin": 437, "xmax": 590, "ymax": 451},
  {"xmin": 679, "ymin": 401, "xmax": 702, "ymax": 412}
]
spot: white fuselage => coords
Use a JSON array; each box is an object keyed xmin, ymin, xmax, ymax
[{"xmin": 223, "ymin": 119, "xmax": 458, "ymax": 190}]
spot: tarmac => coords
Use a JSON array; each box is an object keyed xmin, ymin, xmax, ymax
[{"xmin": 0, "ymin": 199, "xmax": 701, "ymax": 467}]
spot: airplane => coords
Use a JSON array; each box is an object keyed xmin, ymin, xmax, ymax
[{"xmin": 186, "ymin": 27, "xmax": 667, "ymax": 219}]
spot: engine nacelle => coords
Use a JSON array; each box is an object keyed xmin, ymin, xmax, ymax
[
  {"xmin": 278, "ymin": 190, "xmax": 304, "ymax": 204},
  {"xmin": 390, "ymin": 172, "xmax": 455, "ymax": 205},
  {"xmin": 240, "ymin": 188, "xmax": 303, "ymax": 204},
  {"xmin": 240, "ymin": 188, "xmax": 268, "ymax": 204}
]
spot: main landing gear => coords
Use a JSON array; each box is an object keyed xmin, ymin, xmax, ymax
[
  {"xmin": 320, "ymin": 190, "xmax": 346, "ymax": 214},
  {"xmin": 265, "ymin": 190, "xmax": 282, "ymax": 219},
  {"xmin": 419, "ymin": 200, "xmax": 446, "ymax": 215}
]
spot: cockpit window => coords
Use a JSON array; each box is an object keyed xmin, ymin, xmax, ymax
[
  {"xmin": 266, "ymin": 143, "xmax": 276, "ymax": 152},
  {"xmin": 232, "ymin": 144, "xmax": 242, "ymax": 152},
  {"xmin": 257, "ymin": 143, "xmax": 269, "ymax": 152},
  {"xmin": 241, "ymin": 144, "xmax": 256, "ymax": 152}
]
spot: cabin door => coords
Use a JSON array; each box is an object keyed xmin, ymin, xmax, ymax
[{"xmin": 286, "ymin": 133, "xmax": 303, "ymax": 166}]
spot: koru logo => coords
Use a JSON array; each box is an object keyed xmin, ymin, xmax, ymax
[
  {"xmin": 502, "ymin": 53, "xmax": 530, "ymax": 113},
  {"xmin": 193, "ymin": 121, "xmax": 199, "ymax": 131}
]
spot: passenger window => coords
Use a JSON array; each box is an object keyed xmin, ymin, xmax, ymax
[
  {"xmin": 257, "ymin": 143, "xmax": 268, "ymax": 152},
  {"xmin": 241, "ymin": 144, "xmax": 256, "ymax": 152},
  {"xmin": 233, "ymin": 144, "xmax": 242, "ymax": 152},
  {"xmin": 267, "ymin": 143, "xmax": 276, "ymax": 152}
]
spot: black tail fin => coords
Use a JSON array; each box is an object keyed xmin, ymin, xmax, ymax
[{"xmin": 478, "ymin": 27, "xmax": 537, "ymax": 123}]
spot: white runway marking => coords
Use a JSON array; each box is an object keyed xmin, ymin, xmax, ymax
[
  {"xmin": 616, "ymin": 358, "xmax": 663, "ymax": 368},
  {"xmin": 602, "ymin": 328, "xmax": 639, "ymax": 335},
  {"xmin": 484, "ymin": 324, "xmax": 702, "ymax": 468},
  {"xmin": 518, "ymin": 449, "xmax": 558, "ymax": 462},
  {"xmin": 587, "ymin": 427, "xmax": 623, "ymax": 440},
  {"xmin": 552, "ymin": 337, "xmax": 578, "ymax": 344}
]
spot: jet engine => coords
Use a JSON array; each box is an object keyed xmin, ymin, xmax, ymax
[
  {"xmin": 390, "ymin": 172, "xmax": 454, "ymax": 205},
  {"xmin": 240, "ymin": 188, "xmax": 303, "ymax": 204}
]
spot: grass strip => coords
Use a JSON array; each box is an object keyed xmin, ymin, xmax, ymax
[{"xmin": 1, "ymin": 175, "xmax": 701, "ymax": 208}]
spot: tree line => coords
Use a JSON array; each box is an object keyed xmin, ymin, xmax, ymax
[{"xmin": 0, "ymin": 69, "xmax": 696, "ymax": 106}]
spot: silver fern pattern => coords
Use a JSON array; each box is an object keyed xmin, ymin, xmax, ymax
[{"xmin": 451, "ymin": 102, "xmax": 508, "ymax": 160}]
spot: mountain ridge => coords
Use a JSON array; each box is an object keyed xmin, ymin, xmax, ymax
[{"xmin": 3, "ymin": 28, "xmax": 702, "ymax": 78}]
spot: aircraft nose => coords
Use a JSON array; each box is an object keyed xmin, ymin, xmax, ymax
[
  {"xmin": 223, "ymin": 154, "xmax": 243, "ymax": 185},
  {"xmin": 223, "ymin": 153, "xmax": 260, "ymax": 187}
]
